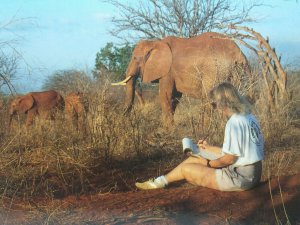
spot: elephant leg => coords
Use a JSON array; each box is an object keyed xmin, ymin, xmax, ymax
[
  {"xmin": 44, "ymin": 110, "xmax": 54, "ymax": 121},
  {"xmin": 65, "ymin": 103, "xmax": 77, "ymax": 129},
  {"xmin": 74, "ymin": 113, "xmax": 79, "ymax": 130},
  {"xmin": 71, "ymin": 109, "xmax": 78, "ymax": 130},
  {"xmin": 49, "ymin": 110, "xmax": 56, "ymax": 121},
  {"xmin": 172, "ymin": 90, "xmax": 182, "ymax": 114},
  {"xmin": 135, "ymin": 89, "xmax": 145, "ymax": 105},
  {"xmin": 75, "ymin": 105, "xmax": 86, "ymax": 131},
  {"xmin": 159, "ymin": 76, "xmax": 177, "ymax": 126},
  {"xmin": 26, "ymin": 109, "xmax": 37, "ymax": 126},
  {"xmin": 78, "ymin": 114, "xmax": 87, "ymax": 134}
]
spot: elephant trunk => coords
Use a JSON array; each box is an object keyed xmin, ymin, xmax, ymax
[{"xmin": 124, "ymin": 76, "xmax": 137, "ymax": 114}]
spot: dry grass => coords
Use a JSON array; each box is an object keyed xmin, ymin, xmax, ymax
[{"xmin": 0, "ymin": 68, "xmax": 299, "ymax": 204}]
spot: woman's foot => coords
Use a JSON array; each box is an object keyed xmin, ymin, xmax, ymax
[{"xmin": 135, "ymin": 176, "xmax": 167, "ymax": 190}]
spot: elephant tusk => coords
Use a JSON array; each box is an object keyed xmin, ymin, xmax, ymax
[
  {"xmin": 111, "ymin": 82, "xmax": 126, "ymax": 86},
  {"xmin": 111, "ymin": 76, "xmax": 133, "ymax": 86}
]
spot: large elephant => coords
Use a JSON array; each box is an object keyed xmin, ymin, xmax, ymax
[
  {"xmin": 9, "ymin": 90, "xmax": 64, "ymax": 126},
  {"xmin": 112, "ymin": 32, "xmax": 248, "ymax": 125},
  {"xmin": 65, "ymin": 91, "xmax": 89, "ymax": 132}
]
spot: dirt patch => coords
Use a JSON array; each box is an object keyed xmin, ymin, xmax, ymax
[{"xmin": 1, "ymin": 173, "xmax": 300, "ymax": 225}]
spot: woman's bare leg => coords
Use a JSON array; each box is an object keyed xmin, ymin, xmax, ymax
[{"xmin": 165, "ymin": 156, "xmax": 220, "ymax": 190}]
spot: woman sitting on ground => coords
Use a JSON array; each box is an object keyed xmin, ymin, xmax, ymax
[{"xmin": 136, "ymin": 82, "xmax": 264, "ymax": 191}]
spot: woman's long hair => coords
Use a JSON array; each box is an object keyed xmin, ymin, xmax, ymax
[{"xmin": 209, "ymin": 82, "xmax": 252, "ymax": 114}]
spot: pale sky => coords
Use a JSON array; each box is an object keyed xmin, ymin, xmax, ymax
[{"xmin": 1, "ymin": 0, "xmax": 300, "ymax": 92}]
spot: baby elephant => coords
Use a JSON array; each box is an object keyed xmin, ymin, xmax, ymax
[
  {"xmin": 9, "ymin": 90, "xmax": 64, "ymax": 127},
  {"xmin": 65, "ymin": 92, "xmax": 89, "ymax": 132}
]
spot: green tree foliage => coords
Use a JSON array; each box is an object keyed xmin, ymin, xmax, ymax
[
  {"xmin": 42, "ymin": 69, "xmax": 93, "ymax": 95},
  {"xmin": 93, "ymin": 42, "xmax": 134, "ymax": 81}
]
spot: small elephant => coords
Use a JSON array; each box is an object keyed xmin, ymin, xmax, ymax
[
  {"xmin": 9, "ymin": 90, "xmax": 64, "ymax": 126},
  {"xmin": 112, "ymin": 32, "xmax": 249, "ymax": 125},
  {"xmin": 64, "ymin": 92, "xmax": 89, "ymax": 132}
]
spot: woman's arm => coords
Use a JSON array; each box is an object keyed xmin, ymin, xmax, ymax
[
  {"xmin": 197, "ymin": 140, "xmax": 222, "ymax": 155},
  {"xmin": 207, "ymin": 153, "xmax": 238, "ymax": 168},
  {"xmin": 198, "ymin": 140, "xmax": 238, "ymax": 168}
]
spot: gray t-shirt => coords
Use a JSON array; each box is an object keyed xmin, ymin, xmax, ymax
[{"xmin": 222, "ymin": 113, "xmax": 264, "ymax": 167}]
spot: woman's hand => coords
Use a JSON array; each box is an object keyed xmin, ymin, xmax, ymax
[
  {"xmin": 197, "ymin": 140, "xmax": 211, "ymax": 150},
  {"xmin": 197, "ymin": 139, "xmax": 222, "ymax": 155}
]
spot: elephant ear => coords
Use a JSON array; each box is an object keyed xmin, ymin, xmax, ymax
[
  {"xmin": 142, "ymin": 41, "xmax": 172, "ymax": 83},
  {"xmin": 19, "ymin": 94, "xmax": 34, "ymax": 113}
]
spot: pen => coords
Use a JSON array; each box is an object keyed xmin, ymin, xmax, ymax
[{"xmin": 198, "ymin": 135, "xmax": 209, "ymax": 145}]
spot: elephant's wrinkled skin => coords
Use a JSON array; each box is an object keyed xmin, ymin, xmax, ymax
[
  {"xmin": 114, "ymin": 32, "xmax": 248, "ymax": 125},
  {"xmin": 9, "ymin": 90, "xmax": 64, "ymax": 126},
  {"xmin": 65, "ymin": 92, "xmax": 89, "ymax": 131}
]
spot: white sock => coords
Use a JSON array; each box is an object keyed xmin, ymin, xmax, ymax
[{"xmin": 155, "ymin": 175, "xmax": 168, "ymax": 186}]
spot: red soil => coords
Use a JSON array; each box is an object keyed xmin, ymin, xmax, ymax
[{"xmin": 1, "ymin": 173, "xmax": 300, "ymax": 224}]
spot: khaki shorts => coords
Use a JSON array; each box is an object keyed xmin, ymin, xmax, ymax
[{"xmin": 215, "ymin": 161, "xmax": 262, "ymax": 191}]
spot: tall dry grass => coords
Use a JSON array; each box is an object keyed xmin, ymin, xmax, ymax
[
  {"xmin": 0, "ymin": 67, "xmax": 299, "ymax": 201},
  {"xmin": 0, "ymin": 82, "xmax": 173, "ymax": 200}
]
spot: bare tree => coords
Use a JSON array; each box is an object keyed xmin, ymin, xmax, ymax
[
  {"xmin": 0, "ymin": 17, "xmax": 20, "ymax": 95},
  {"xmin": 225, "ymin": 25, "xmax": 289, "ymax": 111},
  {"xmin": 106, "ymin": 0, "xmax": 262, "ymax": 40},
  {"xmin": 0, "ymin": 52, "xmax": 18, "ymax": 94},
  {"xmin": 1, "ymin": 15, "xmax": 34, "ymax": 95}
]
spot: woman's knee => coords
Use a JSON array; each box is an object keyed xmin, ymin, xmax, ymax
[
  {"xmin": 181, "ymin": 165, "xmax": 193, "ymax": 183},
  {"xmin": 181, "ymin": 164, "xmax": 191, "ymax": 175},
  {"xmin": 181, "ymin": 164, "xmax": 218, "ymax": 188},
  {"xmin": 181, "ymin": 164, "xmax": 199, "ymax": 181}
]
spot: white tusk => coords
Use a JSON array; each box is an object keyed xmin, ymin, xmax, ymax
[
  {"xmin": 111, "ymin": 76, "xmax": 133, "ymax": 86},
  {"xmin": 111, "ymin": 81, "xmax": 126, "ymax": 86}
]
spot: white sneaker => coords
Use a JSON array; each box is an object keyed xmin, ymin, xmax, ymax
[{"xmin": 135, "ymin": 178, "xmax": 166, "ymax": 190}]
